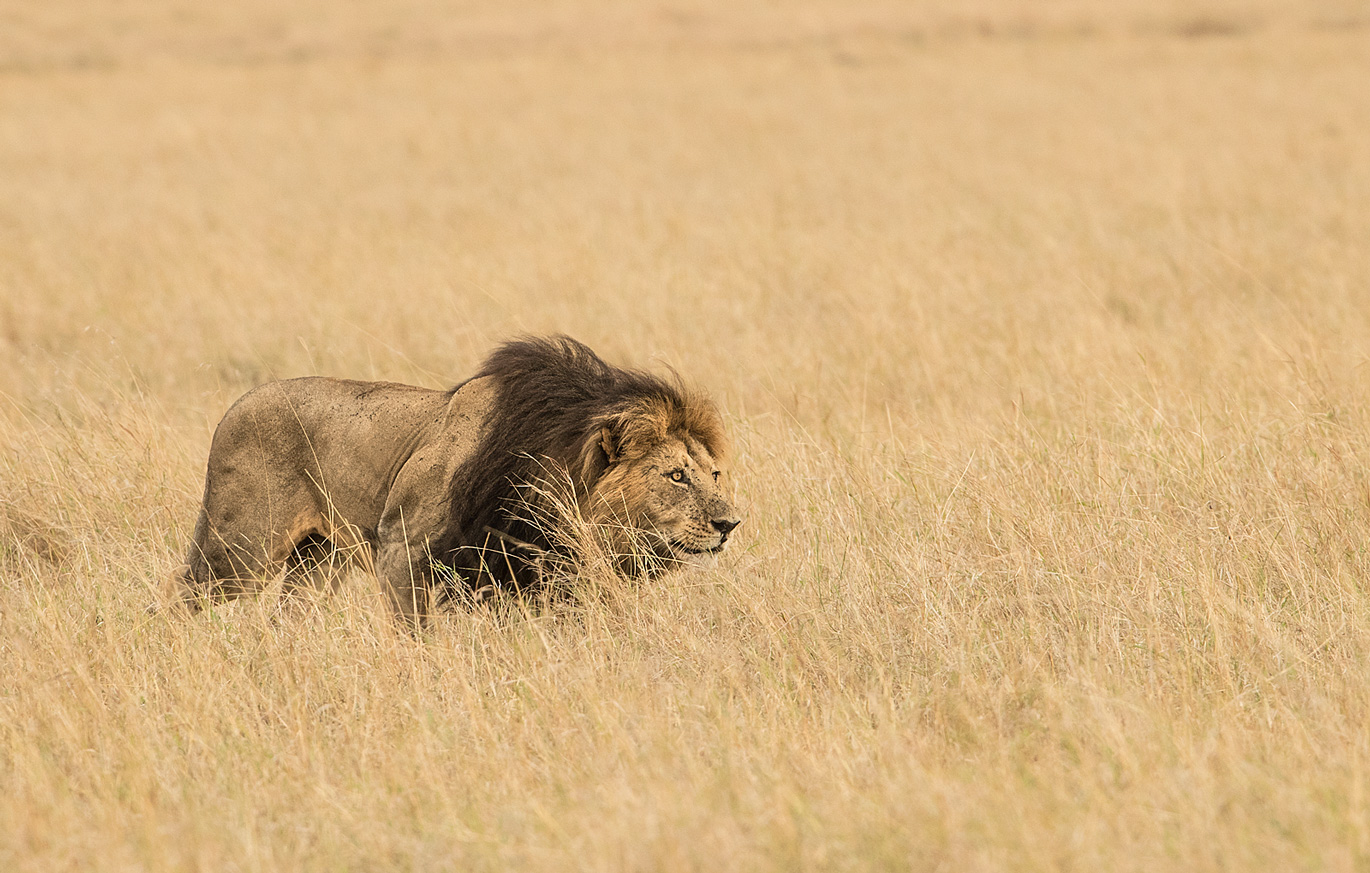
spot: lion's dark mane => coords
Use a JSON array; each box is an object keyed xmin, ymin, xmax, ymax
[{"xmin": 432, "ymin": 335, "xmax": 687, "ymax": 593}]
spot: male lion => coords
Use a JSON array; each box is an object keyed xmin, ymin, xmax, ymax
[{"xmin": 173, "ymin": 336, "xmax": 741, "ymax": 626}]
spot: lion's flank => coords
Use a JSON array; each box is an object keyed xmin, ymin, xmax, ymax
[{"xmin": 434, "ymin": 335, "xmax": 726, "ymax": 592}]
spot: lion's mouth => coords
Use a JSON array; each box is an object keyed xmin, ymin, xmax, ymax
[{"xmin": 674, "ymin": 540, "xmax": 726, "ymax": 557}]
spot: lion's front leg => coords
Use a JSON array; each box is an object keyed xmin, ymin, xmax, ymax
[
  {"xmin": 374, "ymin": 431, "xmax": 467, "ymax": 631},
  {"xmin": 375, "ymin": 533, "xmax": 434, "ymax": 630}
]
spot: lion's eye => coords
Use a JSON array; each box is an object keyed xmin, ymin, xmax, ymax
[
  {"xmin": 712, "ymin": 471, "xmax": 720, "ymax": 482},
  {"xmin": 668, "ymin": 469, "xmax": 686, "ymax": 483}
]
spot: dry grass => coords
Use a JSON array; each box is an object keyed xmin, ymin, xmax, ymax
[{"xmin": 4, "ymin": 1, "xmax": 1370, "ymax": 869}]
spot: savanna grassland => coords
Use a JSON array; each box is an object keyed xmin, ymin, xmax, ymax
[{"xmin": 3, "ymin": 1, "xmax": 1370, "ymax": 869}]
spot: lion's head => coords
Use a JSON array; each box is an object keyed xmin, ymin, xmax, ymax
[
  {"xmin": 437, "ymin": 336, "xmax": 741, "ymax": 592},
  {"xmin": 580, "ymin": 392, "xmax": 740, "ymax": 574}
]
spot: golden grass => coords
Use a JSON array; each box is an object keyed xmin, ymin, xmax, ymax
[{"xmin": 4, "ymin": 1, "xmax": 1370, "ymax": 869}]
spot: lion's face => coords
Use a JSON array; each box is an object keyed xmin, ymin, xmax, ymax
[{"xmin": 589, "ymin": 432, "xmax": 741, "ymax": 573}]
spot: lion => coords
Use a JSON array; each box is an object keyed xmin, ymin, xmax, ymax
[{"xmin": 172, "ymin": 336, "xmax": 741, "ymax": 626}]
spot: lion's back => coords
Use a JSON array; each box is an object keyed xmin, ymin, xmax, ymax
[
  {"xmin": 214, "ymin": 376, "xmax": 446, "ymax": 456},
  {"xmin": 205, "ymin": 377, "xmax": 454, "ymax": 529}
]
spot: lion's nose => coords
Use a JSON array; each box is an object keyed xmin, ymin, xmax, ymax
[{"xmin": 712, "ymin": 517, "xmax": 740, "ymax": 540}]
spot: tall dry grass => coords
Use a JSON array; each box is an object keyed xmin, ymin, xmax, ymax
[{"xmin": 3, "ymin": 1, "xmax": 1370, "ymax": 869}]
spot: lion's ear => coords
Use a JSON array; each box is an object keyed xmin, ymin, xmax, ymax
[
  {"xmin": 599, "ymin": 426, "xmax": 620, "ymax": 465},
  {"xmin": 577, "ymin": 425, "xmax": 619, "ymax": 492}
]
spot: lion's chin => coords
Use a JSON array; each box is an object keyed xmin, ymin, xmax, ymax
[
  {"xmin": 670, "ymin": 540, "xmax": 726, "ymax": 567},
  {"xmin": 610, "ymin": 530, "xmax": 726, "ymax": 575}
]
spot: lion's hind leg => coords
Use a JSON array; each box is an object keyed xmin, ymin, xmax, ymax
[{"xmin": 176, "ymin": 503, "xmax": 329, "ymax": 611}]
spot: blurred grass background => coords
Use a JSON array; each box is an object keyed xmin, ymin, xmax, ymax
[{"xmin": 3, "ymin": 1, "xmax": 1370, "ymax": 869}]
